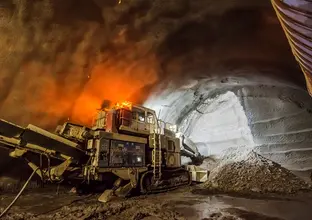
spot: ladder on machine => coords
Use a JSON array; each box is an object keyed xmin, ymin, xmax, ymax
[{"xmin": 152, "ymin": 123, "xmax": 162, "ymax": 181}]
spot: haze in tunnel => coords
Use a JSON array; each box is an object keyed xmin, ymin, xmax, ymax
[
  {"xmin": 144, "ymin": 75, "xmax": 312, "ymax": 182},
  {"xmin": 145, "ymin": 89, "xmax": 254, "ymax": 156}
]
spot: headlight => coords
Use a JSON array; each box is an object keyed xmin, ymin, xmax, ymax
[{"xmin": 137, "ymin": 156, "xmax": 142, "ymax": 162}]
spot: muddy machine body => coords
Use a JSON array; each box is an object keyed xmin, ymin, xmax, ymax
[
  {"xmin": 78, "ymin": 103, "xmax": 190, "ymax": 200},
  {"xmin": 0, "ymin": 102, "xmax": 199, "ymax": 202}
]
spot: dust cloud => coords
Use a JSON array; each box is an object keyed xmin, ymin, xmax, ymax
[
  {"xmin": 0, "ymin": 0, "xmax": 160, "ymax": 128},
  {"xmin": 0, "ymin": 0, "xmax": 305, "ymax": 130}
]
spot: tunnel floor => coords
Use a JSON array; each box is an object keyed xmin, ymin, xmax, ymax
[{"xmin": 1, "ymin": 186, "xmax": 312, "ymax": 220}]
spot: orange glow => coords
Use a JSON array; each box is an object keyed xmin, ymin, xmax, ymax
[
  {"xmin": 6, "ymin": 54, "xmax": 159, "ymax": 129},
  {"xmin": 115, "ymin": 101, "xmax": 132, "ymax": 110},
  {"xmin": 0, "ymin": 18, "xmax": 159, "ymax": 130},
  {"xmin": 68, "ymin": 55, "xmax": 159, "ymax": 125}
]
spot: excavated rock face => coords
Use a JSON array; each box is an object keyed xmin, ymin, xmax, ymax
[{"xmin": 145, "ymin": 76, "xmax": 312, "ymax": 182}]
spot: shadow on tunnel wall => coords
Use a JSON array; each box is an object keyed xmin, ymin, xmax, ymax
[{"xmin": 155, "ymin": 6, "xmax": 305, "ymax": 89}]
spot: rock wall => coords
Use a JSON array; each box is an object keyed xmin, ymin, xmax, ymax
[{"xmin": 145, "ymin": 75, "xmax": 312, "ymax": 182}]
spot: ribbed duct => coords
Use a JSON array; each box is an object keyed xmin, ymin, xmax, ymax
[{"xmin": 271, "ymin": 0, "xmax": 312, "ymax": 95}]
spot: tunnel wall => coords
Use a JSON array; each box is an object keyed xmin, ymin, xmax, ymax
[
  {"xmin": 175, "ymin": 91, "xmax": 254, "ymax": 156},
  {"xmin": 145, "ymin": 76, "xmax": 312, "ymax": 182},
  {"xmin": 241, "ymin": 84, "xmax": 312, "ymax": 182}
]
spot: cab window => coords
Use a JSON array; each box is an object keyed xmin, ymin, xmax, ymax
[
  {"xmin": 147, "ymin": 112, "xmax": 154, "ymax": 124},
  {"xmin": 138, "ymin": 111, "xmax": 145, "ymax": 122}
]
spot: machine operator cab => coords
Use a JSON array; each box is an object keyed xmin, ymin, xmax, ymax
[{"xmin": 92, "ymin": 101, "xmax": 177, "ymax": 137}]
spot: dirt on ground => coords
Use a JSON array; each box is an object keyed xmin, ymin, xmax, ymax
[
  {"xmin": 1, "ymin": 149, "xmax": 312, "ymax": 220},
  {"xmin": 0, "ymin": 189, "xmax": 195, "ymax": 220},
  {"xmin": 1, "ymin": 185, "xmax": 312, "ymax": 220},
  {"xmin": 203, "ymin": 150, "xmax": 311, "ymax": 194}
]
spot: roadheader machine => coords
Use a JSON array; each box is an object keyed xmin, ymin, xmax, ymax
[{"xmin": 0, "ymin": 102, "xmax": 206, "ymax": 202}]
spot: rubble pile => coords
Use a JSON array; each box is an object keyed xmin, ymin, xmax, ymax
[{"xmin": 205, "ymin": 149, "xmax": 311, "ymax": 194}]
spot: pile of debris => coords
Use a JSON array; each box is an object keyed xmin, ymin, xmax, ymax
[{"xmin": 204, "ymin": 148, "xmax": 311, "ymax": 194}]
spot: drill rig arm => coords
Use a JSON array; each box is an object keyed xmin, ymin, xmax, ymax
[{"xmin": 176, "ymin": 132, "xmax": 206, "ymax": 165}]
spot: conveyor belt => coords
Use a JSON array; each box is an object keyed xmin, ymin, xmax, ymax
[
  {"xmin": 21, "ymin": 125, "xmax": 86, "ymax": 159},
  {"xmin": 0, "ymin": 119, "xmax": 24, "ymax": 137},
  {"xmin": 0, "ymin": 119, "xmax": 86, "ymax": 160}
]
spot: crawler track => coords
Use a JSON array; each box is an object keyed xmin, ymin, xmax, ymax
[{"xmin": 140, "ymin": 168, "xmax": 191, "ymax": 194}]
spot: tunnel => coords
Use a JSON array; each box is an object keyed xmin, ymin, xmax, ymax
[
  {"xmin": 0, "ymin": 0, "xmax": 312, "ymax": 219},
  {"xmin": 0, "ymin": 0, "xmax": 310, "ymax": 186}
]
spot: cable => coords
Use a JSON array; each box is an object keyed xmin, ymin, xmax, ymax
[
  {"xmin": 0, "ymin": 168, "xmax": 39, "ymax": 218},
  {"xmin": 41, "ymin": 152, "xmax": 51, "ymax": 182}
]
